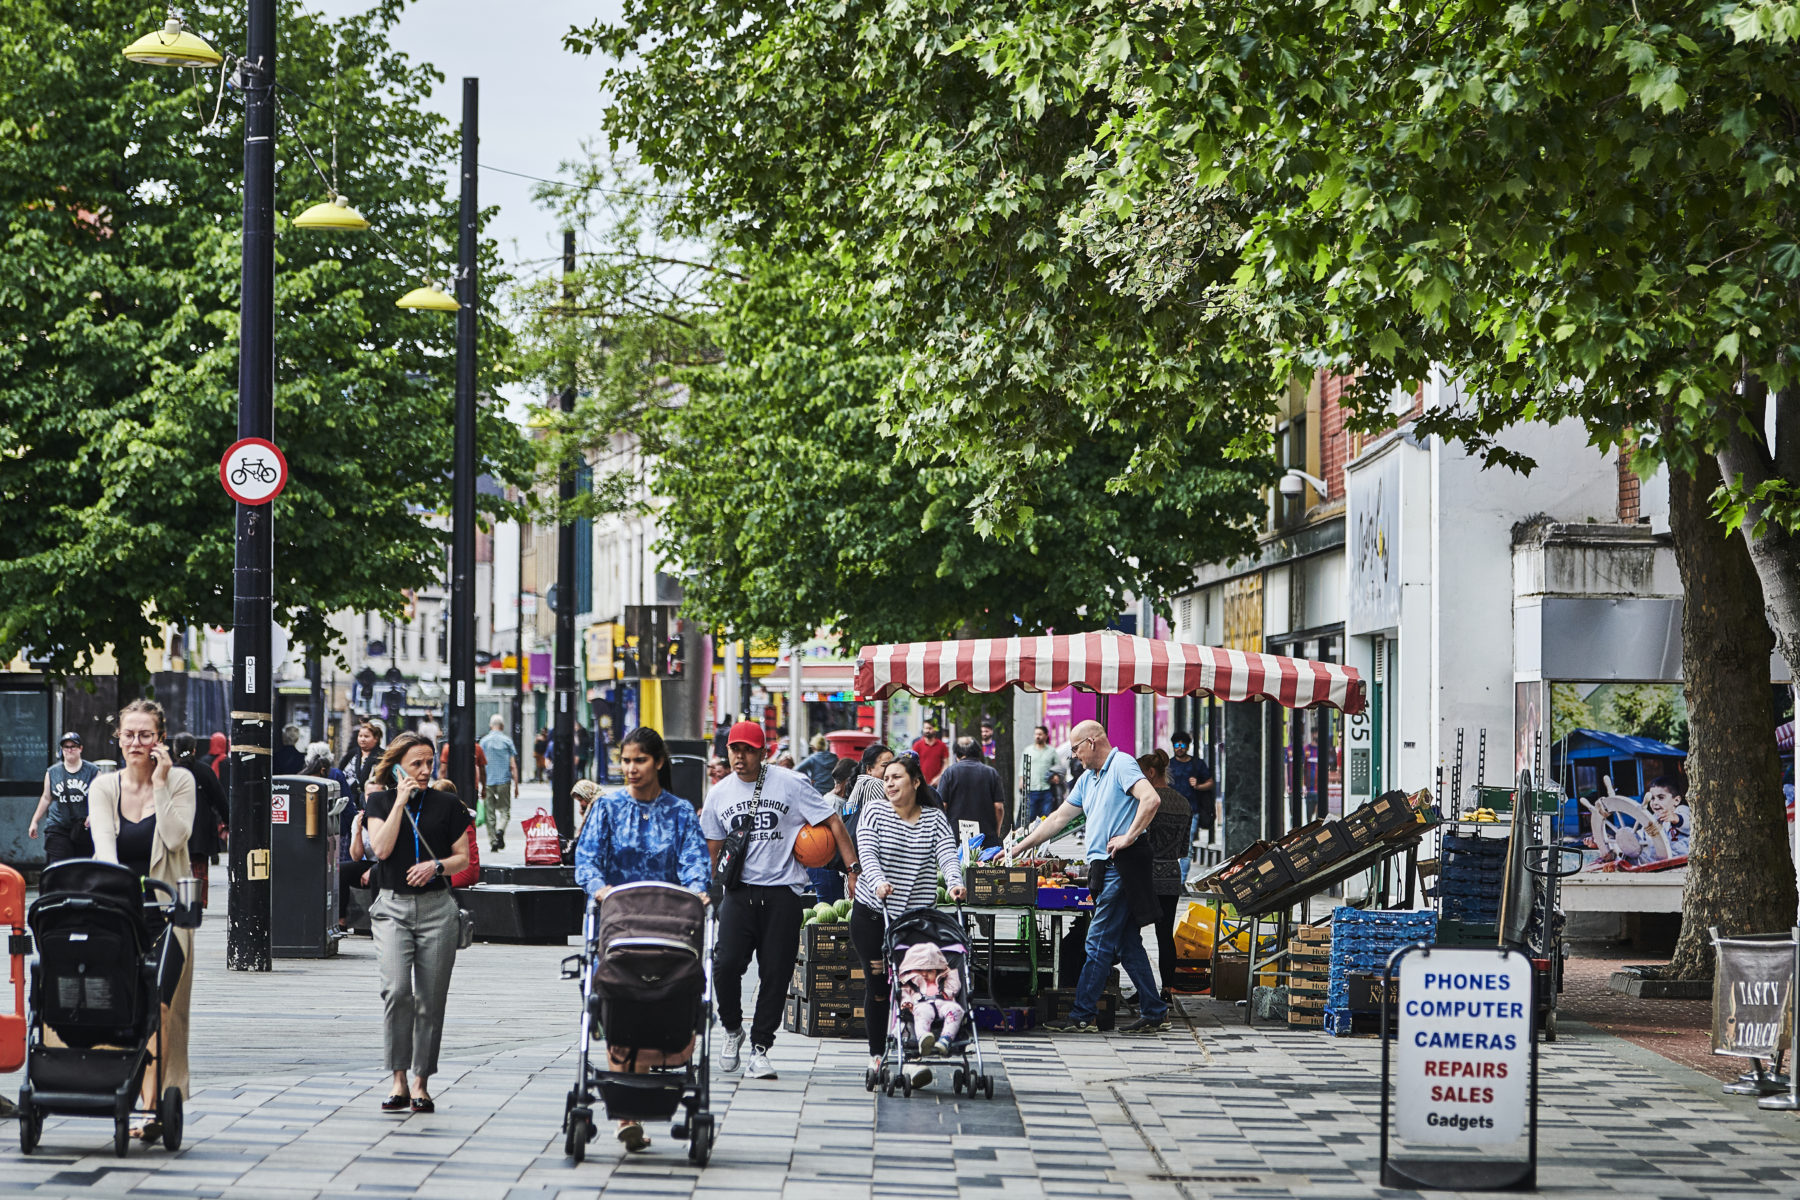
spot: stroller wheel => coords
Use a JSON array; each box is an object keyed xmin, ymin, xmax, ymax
[
  {"xmin": 900, "ymin": 1073, "xmax": 912, "ymax": 1098},
  {"xmin": 159, "ymin": 1087, "xmax": 184, "ymax": 1152},
  {"xmin": 113, "ymin": 1113, "xmax": 131, "ymax": 1158},
  {"xmin": 687, "ymin": 1112, "xmax": 714, "ymax": 1166},
  {"xmin": 17, "ymin": 1104, "xmax": 39, "ymax": 1154},
  {"xmin": 952, "ymin": 1068, "xmax": 966, "ymax": 1095},
  {"xmin": 569, "ymin": 1118, "xmax": 590, "ymax": 1165},
  {"xmin": 864, "ymin": 1067, "xmax": 879, "ymax": 1092},
  {"xmin": 984, "ymin": 1074, "xmax": 995, "ymax": 1100}
]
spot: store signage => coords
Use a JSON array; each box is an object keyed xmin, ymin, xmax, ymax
[
  {"xmin": 1711, "ymin": 935, "xmax": 1795, "ymax": 1059},
  {"xmin": 1394, "ymin": 948, "xmax": 1533, "ymax": 1146},
  {"xmin": 1348, "ymin": 451, "xmax": 1401, "ymax": 634}
]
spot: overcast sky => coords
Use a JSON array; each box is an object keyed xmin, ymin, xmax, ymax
[{"xmin": 312, "ymin": 0, "xmax": 620, "ymax": 278}]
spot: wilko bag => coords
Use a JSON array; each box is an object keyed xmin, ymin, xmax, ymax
[{"xmin": 523, "ymin": 807, "xmax": 562, "ymax": 866}]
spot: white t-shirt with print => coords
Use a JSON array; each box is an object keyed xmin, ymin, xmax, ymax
[{"xmin": 700, "ymin": 763, "xmax": 837, "ymax": 892}]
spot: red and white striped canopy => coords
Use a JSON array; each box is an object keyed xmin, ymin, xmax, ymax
[{"xmin": 854, "ymin": 631, "xmax": 1365, "ymax": 713}]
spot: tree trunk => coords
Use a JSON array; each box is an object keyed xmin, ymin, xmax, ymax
[{"xmin": 1664, "ymin": 454, "xmax": 1796, "ymax": 979}]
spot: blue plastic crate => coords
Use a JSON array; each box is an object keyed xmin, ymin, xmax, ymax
[{"xmin": 1322, "ymin": 1007, "xmax": 1356, "ymax": 1036}]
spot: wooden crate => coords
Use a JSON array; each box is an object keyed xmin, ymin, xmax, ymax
[{"xmin": 1288, "ymin": 1010, "xmax": 1325, "ymax": 1028}]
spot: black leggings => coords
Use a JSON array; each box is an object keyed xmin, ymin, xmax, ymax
[
  {"xmin": 1153, "ymin": 894, "xmax": 1179, "ymax": 992},
  {"xmin": 849, "ymin": 901, "xmax": 890, "ymax": 1056}
]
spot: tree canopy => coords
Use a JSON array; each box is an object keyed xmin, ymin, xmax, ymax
[{"xmin": 0, "ymin": 0, "xmax": 528, "ymax": 677}]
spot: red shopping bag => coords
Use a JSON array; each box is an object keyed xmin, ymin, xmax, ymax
[{"xmin": 523, "ymin": 808, "xmax": 562, "ymax": 865}]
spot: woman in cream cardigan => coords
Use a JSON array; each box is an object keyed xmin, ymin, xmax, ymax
[{"xmin": 89, "ymin": 698, "xmax": 196, "ymax": 1140}]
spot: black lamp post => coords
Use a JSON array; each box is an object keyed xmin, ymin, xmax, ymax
[{"xmin": 446, "ymin": 78, "xmax": 480, "ymax": 811}]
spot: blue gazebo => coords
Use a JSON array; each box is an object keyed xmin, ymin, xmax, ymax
[{"xmin": 1552, "ymin": 728, "xmax": 1687, "ymax": 801}]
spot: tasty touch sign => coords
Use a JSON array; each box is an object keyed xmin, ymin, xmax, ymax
[{"xmin": 1395, "ymin": 948, "xmax": 1534, "ymax": 1146}]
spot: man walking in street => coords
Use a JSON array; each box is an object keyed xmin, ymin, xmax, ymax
[
  {"xmin": 703, "ymin": 721, "xmax": 858, "ymax": 1080},
  {"xmin": 1010, "ymin": 719, "xmax": 1169, "ymax": 1034},
  {"xmin": 912, "ymin": 720, "xmax": 950, "ymax": 785},
  {"xmin": 1169, "ymin": 731, "xmax": 1216, "ymax": 847},
  {"xmin": 1019, "ymin": 725, "xmax": 1061, "ymax": 826},
  {"xmin": 796, "ymin": 733, "xmax": 838, "ymax": 793},
  {"xmin": 938, "ymin": 736, "xmax": 1006, "ymax": 848},
  {"xmin": 28, "ymin": 732, "xmax": 99, "ymax": 864},
  {"xmin": 478, "ymin": 714, "xmax": 520, "ymax": 852}
]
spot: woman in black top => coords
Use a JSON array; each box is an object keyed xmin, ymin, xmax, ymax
[
  {"xmin": 172, "ymin": 733, "xmax": 230, "ymax": 908},
  {"xmin": 1137, "ymin": 751, "xmax": 1192, "ymax": 1002},
  {"xmin": 363, "ymin": 731, "xmax": 470, "ymax": 1114}
]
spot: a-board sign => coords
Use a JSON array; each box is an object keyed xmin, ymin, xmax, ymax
[
  {"xmin": 1395, "ymin": 947, "xmax": 1533, "ymax": 1146},
  {"xmin": 1712, "ymin": 935, "xmax": 1795, "ymax": 1059},
  {"xmin": 271, "ymin": 793, "xmax": 290, "ymax": 825}
]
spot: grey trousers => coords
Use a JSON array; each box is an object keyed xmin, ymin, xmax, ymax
[{"xmin": 371, "ymin": 888, "xmax": 460, "ymax": 1077}]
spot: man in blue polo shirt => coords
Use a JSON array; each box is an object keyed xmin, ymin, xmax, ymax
[{"xmin": 1009, "ymin": 719, "xmax": 1169, "ymax": 1034}]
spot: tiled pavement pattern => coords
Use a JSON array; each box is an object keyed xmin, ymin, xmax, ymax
[{"xmin": 3, "ymin": 839, "xmax": 1798, "ymax": 1197}]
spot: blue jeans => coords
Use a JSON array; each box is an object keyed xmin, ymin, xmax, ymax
[
  {"xmin": 1073, "ymin": 862, "xmax": 1168, "ymax": 1022},
  {"xmin": 1026, "ymin": 789, "xmax": 1055, "ymax": 823},
  {"xmin": 807, "ymin": 867, "xmax": 844, "ymax": 904}
]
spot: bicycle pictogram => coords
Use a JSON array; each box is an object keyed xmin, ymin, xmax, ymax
[{"xmin": 229, "ymin": 457, "xmax": 280, "ymax": 487}]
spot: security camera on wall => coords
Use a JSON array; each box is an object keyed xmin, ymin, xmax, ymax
[
  {"xmin": 1278, "ymin": 472, "xmax": 1305, "ymax": 497},
  {"xmin": 1278, "ymin": 468, "xmax": 1328, "ymax": 498}
]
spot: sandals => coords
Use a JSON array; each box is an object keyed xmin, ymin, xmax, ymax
[
  {"xmin": 381, "ymin": 1094, "xmax": 410, "ymax": 1113},
  {"xmin": 411, "ymin": 1095, "xmax": 435, "ymax": 1114},
  {"xmin": 130, "ymin": 1116, "xmax": 163, "ymax": 1141},
  {"xmin": 616, "ymin": 1121, "xmax": 650, "ymax": 1153}
]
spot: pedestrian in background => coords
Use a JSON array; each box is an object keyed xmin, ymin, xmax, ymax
[
  {"xmin": 174, "ymin": 733, "xmax": 230, "ymax": 908},
  {"xmin": 1019, "ymin": 725, "xmax": 1060, "ymax": 826},
  {"xmin": 702, "ymin": 721, "xmax": 856, "ymax": 1081},
  {"xmin": 937, "ymin": 737, "xmax": 1006, "ymax": 849},
  {"xmin": 273, "ymin": 722, "xmax": 306, "ymax": 776},
  {"xmin": 979, "ymin": 721, "xmax": 997, "ymax": 762},
  {"xmin": 362, "ymin": 731, "xmax": 470, "ymax": 1114},
  {"xmin": 89, "ymin": 699, "xmax": 197, "ymax": 1136},
  {"xmin": 849, "ymin": 754, "xmax": 965, "ymax": 1087},
  {"xmin": 533, "ymin": 728, "xmax": 549, "ymax": 782},
  {"xmin": 1168, "ymin": 731, "xmax": 1214, "ymax": 848},
  {"xmin": 574, "ymin": 723, "xmax": 592, "ymax": 780},
  {"xmin": 797, "ymin": 734, "xmax": 838, "ymax": 793},
  {"xmin": 340, "ymin": 721, "xmax": 383, "ymax": 806},
  {"xmin": 28, "ymin": 731, "xmax": 98, "ymax": 864},
  {"xmin": 1137, "ymin": 751, "xmax": 1191, "ymax": 1001},
  {"xmin": 911, "ymin": 720, "xmax": 949, "ymax": 785},
  {"xmin": 478, "ymin": 713, "xmax": 519, "ymax": 852}
]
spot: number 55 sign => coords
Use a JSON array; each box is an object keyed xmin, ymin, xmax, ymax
[{"xmin": 220, "ymin": 437, "xmax": 289, "ymax": 505}]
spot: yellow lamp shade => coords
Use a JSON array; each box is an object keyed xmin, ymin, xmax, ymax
[
  {"xmin": 396, "ymin": 285, "xmax": 459, "ymax": 312},
  {"xmin": 293, "ymin": 196, "xmax": 371, "ymax": 231},
  {"xmin": 123, "ymin": 18, "xmax": 223, "ymax": 69}
]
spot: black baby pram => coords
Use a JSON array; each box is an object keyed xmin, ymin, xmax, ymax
[
  {"xmin": 560, "ymin": 881, "xmax": 717, "ymax": 1165},
  {"xmin": 867, "ymin": 906, "xmax": 995, "ymax": 1099},
  {"xmin": 17, "ymin": 859, "xmax": 201, "ymax": 1157}
]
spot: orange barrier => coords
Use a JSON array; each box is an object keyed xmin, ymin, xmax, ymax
[{"xmin": 0, "ymin": 864, "xmax": 24, "ymax": 1072}]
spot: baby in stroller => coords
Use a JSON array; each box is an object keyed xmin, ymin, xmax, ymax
[{"xmin": 896, "ymin": 942, "xmax": 965, "ymax": 1056}]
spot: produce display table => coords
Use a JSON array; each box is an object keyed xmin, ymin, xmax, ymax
[
  {"xmin": 955, "ymin": 904, "xmax": 1038, "ymax": 1007},
  {"xmin": 1192, "ymin": 822, "xmax": 1434, "ymax": 1025}
]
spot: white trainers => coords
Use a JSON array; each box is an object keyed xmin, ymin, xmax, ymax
[
  {"xmin": 744, "ymin": 1047, "xmax": 778, "ymax": 1080},
  {"xmin": 904, "ymin": 1062, "xmax": 933, "ymax": 1089},
  {"xmin": 719, "ymin": 1027, "xmax": 745, "ymax": 1073}
]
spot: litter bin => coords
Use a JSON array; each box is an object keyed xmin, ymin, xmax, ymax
[
  {"xmin": 270, "ymin": 774, "xmax": 342, "ymax": 958},
  {"xmin": 666, "ymin": 738, "xmax": 708, "ymax": 809}
]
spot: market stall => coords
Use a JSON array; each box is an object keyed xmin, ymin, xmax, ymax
[{"xmin": 853, "ymin": 629, "xmax": 1365, "ymax": 1025}]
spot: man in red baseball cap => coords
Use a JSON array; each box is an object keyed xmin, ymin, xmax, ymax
[{"xmin": 702, "ymin": 720, "xmax": 857, "ymax": 1081}]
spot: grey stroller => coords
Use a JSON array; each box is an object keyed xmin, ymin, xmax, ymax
[
  {"xmin": 866, "ymin": 906, "xmax": 995, "ymax": 1099},
  {"xmin": 560, "ymin": 882, "xmax": 717, "ymax": 1165}
]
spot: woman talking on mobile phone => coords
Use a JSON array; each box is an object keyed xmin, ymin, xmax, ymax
[
  {"xmin": 88, "ymin": 698, "xmax": 197, "ymax": 1141},
  {"xmin": 361, "ymin": 731, "xmax": 470, "ymax": 1114}
]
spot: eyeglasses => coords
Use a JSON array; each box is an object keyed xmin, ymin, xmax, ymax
[
  {"xmin": 1072, "ymin": 735, "xmax": 1099, "ymax": 753},
  {"xmin": 119, "ymin": 731, "xmax": 160, "ymax": 744}
]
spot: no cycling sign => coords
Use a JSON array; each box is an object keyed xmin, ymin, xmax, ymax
[
  {"xmin": 220, "ymin": 437, "xmax": 289, "ymax": 506},
  {"xmin": 1381, "ymin": 944, "xmax": 1539, "ymax": 1191}
]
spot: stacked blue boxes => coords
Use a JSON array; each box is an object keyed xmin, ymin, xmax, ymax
[
  {"xmin": 1438, "ymin": 832, "xmax": 1508, "ymax": 924},
  {"xmin": 1322, "ymin": 906, "xmax": 1437, "ymax": 1036}
]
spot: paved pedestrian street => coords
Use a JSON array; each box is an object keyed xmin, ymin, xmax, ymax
[{"xmin": 5, "ymin": 898, "xmax": 1799, "ymax": 1200}]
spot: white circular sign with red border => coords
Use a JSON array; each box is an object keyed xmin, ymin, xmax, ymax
[{"xmin": 219, "ymin": 437, "xmax": 289, "ymax": 505}]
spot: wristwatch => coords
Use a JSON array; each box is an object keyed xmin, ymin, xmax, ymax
[
  {"xmin": 433, "ymin": 859, "xmax": 444, "ymax": 878},
  {"xmin": 846, "ymin": 861, "xmax": 861, "ymax": 875}
]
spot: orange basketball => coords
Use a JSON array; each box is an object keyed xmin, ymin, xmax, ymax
[{"xmin": 793, "ymin": 823, "xmax": 836, "ymax": 868}]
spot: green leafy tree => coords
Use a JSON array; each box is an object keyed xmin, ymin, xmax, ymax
[
  {"xmin": 0, "ymin": 0, "xmax": 529, "ymax": 679},
  {"xmin": 653, "ymin": 252, "xmax": 1269, "ymax": 648},
  {"xmin": 568, "ymin": 0, "xmax": 1271, "ymax": 532}
]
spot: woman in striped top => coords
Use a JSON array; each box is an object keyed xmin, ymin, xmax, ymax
[{"xmin": 848, "ymin": 755, "xmax": 966, "ymax": 1072}]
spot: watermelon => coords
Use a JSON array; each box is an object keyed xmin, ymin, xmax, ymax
[
  {"xmin": 834, "ymin": 899, "xmax": 853, "ymax": 920},
  {"xmin": 811, "ymin": 902, "xmax": 836, "ymax": 923}
]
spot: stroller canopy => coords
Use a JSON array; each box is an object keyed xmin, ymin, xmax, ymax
[{"xmin": 884, "ymin": 907, "xmax": 969, "ymax": 958}]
